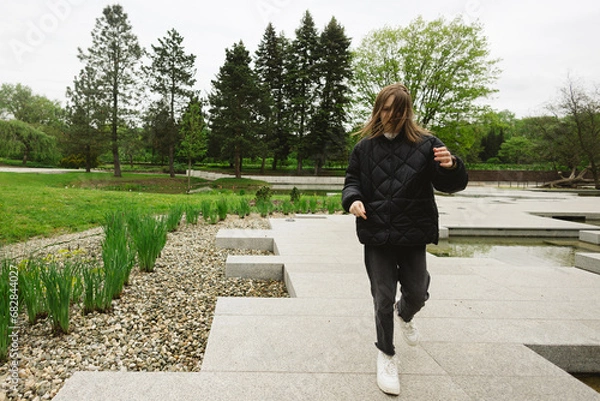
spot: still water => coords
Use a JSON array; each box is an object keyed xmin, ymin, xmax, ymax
[{"xmin": 426, "ymin": 237, "xmax": 596, "ymax": 267}]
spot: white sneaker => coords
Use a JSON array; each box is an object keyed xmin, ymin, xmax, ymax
[
  {"xmin": 399, "ymin": 319, "xmax": 420, "ymax": 346},
  {"xmin": 376, "ymin": 351, "xmax": 400, "ymax": 395}
]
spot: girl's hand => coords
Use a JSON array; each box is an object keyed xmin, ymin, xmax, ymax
[
  {"xmin": 349, "ymin": 200, "xmax": 367, "ymax": 220},
  {"xmin": 433, "ymin": 147, "xmax": 456, "ymax": 169}
]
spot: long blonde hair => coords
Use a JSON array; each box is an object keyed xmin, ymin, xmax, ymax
[{"xmin": 356, "ymin": 83, "xmax": 429, "ymax": 143}]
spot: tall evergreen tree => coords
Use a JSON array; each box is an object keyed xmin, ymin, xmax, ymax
[
  {"xmin": 208, "ymin": 41, "xmax": 266, "ymax": 178},
  {"xmin": 65, "ymin": 65, "xmax": 108, "ymax": 172},
  {"xmin": 179, "ymin": 96, "xmax": 207, "ymax": 192},
  {"xmin": 307, "ymin": 17, "xmax": 353, "ymax": 174},
  {"xmin": 255, "ymin": 23, "xmax": 291, "ymax": 171},
  {"xmin": 144, "ymin": 28, "xmax": 197, "ymax": 177},
  {"xmin": 287, "ymin": 11, "xmax": 321, "ymax": 173},
  {"xmin": 77, "ymin": 4, "xmax": 143, "ymax": 177}
]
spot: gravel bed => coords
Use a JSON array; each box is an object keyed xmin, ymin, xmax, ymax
[{"xmin": 0, "ymin": 215, "xmax": 287, "ymax": 401}]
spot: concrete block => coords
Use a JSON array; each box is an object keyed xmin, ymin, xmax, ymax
[
  {"xmin": 575, "ymin": 252, "xmax": 600, "ymax": 274},
  {"xmin": 439, "ymin": 226, "xmax": 449, "ymax": 239},
  {"xmin": 526, "ymin": 344, "xmax": 600, "ymax": 373},
  {"xmin": 580, "ymin": 230, "xmax": 600, "ymax": 244},
  {"xmin": 225, "ymin": 255, "xmax": 284, "ymax": 280},
  {"xmin": 215, "ymin": 229, "xmax": 274, "ymax": 251}
]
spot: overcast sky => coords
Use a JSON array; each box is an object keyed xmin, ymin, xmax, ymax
[{"xmin": 1, "ymin": 0, "xmax": 598, "ymax": 118}]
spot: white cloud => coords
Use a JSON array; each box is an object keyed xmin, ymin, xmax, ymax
[{"xmin": 1, "ymin": 0, "xmax": 598, "ymax": 118}]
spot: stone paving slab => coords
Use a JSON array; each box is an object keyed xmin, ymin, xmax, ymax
[
  {"xmin": 54, "ymin": 188, "xmax": 600, "ymax": 400},
  {"xmin": 52, "ymin": 371, "xmax": 473, "ymax": 401}
]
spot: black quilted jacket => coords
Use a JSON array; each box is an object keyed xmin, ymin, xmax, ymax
[{"xmin": 342, "ymin": 134, "xmax": 468, "ymax": 246}]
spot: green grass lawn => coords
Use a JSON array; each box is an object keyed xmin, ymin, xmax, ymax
[{"xmin": 0, "ymin": 172, "xmax": 252, "ymax": 246}]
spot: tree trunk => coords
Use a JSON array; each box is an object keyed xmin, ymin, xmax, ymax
[
  {"xmin": 234, "ymin": 145, "xmax": 241, "ymax": 178},
  {"xmin": 260, "ymin": 155, "xmax": 266, "ymax": 174},
  {"xmin": 85, "ymin": 145, "xmax": 92, "ymax": 173},
  {"xmin": 169, "ymin": 143, "xmax": 175, "ymax": 178},
  {"xmin": 541, "ymin": 168, "xmax": 592, "ymax": 188},
  {"xmin": 187, "ymin": 156, "xmax": 192, "ymax": 193}
]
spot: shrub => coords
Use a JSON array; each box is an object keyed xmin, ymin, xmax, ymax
[
  {"xmin": 255, "ymin": 186, "xmax": 272, "ymax": 203},
  {"xmin": 58, "ymin": 154, "xmax": 98, "ymax": 169},
  {"xmin": 290, "ymin": 187, "xmax": 301, "ymax": 203}
]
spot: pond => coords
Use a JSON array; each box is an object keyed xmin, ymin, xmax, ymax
[{"xmin": 427, "ymin": 237, "xmax": 600, "ymax": 267}]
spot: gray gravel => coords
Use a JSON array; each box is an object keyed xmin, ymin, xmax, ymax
[{"xmin": 0, "ymin": 215, "xmax": 287, "ymax": 401}]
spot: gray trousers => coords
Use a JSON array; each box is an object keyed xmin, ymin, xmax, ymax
[{"xmin": 364, "ymin": 244, "xmax": 430, "ymax": 356}]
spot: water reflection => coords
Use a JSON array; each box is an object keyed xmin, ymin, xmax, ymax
[{"xmin": 427, "ymin": 237, "xmax": 576, "ymax": 267}]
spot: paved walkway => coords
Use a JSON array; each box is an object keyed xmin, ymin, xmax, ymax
[{"xmin": 54, "ymin": 188, "xmax": 600, "ymax": 400}]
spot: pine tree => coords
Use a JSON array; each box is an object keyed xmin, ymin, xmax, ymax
[
  {"xmin": 287, "ymin": 11, "xmax": 320, "ymax": 173},
  {"xmin": 145, "ymin": 28, "xmax": 197, "ymax": 177},
  {"xmin": 65, "ymin": 65, "xmax": 108, "ymax": 172},
  {"xmin": 179, "ymin": 96, "xmax": 207, "ymax": 192},
  {"xmin": 208, "ymin": 41, "xmax": 267, "ymax": 178},
  {"xmin": 77, "ymin": 4, "xmax": 143, "ymax": 177},
  {"xmin": 307, "ymin": 17, "xmax": 353, "ymax": 174},
  {"xmin": 255, "ymin": 23, "xmax": 291, "ymax": 171}
]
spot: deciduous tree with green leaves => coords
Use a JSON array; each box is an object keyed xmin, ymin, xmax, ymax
[
  {"xmin": 0, "ymin": 83, "xmax": 63, "ymax": 127},
  {"xmin": 352, "ymin": 16, "xmax": 500, "ymax": 132},
  {"xmin": 144, "ymin": 28, "xmax": 197, "ymax": 177},
  {"xmin": 77, "ymin": 4, "xmax": 143, "ymax": 177},
  {"xmin": 546, "ymin": 77, "xmax": 600, "ymax": 188},
  {"xmin": 0, "ymin": 119, "xmax": 57, "ymax": 164}
]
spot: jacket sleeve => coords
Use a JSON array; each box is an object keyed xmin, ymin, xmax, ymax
[
  {"xmin": 342, "ymin": 143, "xmax": 364, "ymax": 212},
  {"xmin": 431, "ymin": 137, "xmax": 469, "ymax": 194}
]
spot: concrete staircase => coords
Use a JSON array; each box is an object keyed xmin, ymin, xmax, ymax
[{"xmin": 53, "ymin": 189, "xmax": 600, "ymax": 400}]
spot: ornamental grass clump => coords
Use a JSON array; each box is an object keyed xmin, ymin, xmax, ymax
[
  {"xmin": 18, "ymin": 258, "xmax": 48, "ymax": 324},
  {"xmin": 281, "ymin": 199, "xmax": 294, "ymax": 215},
  {"xmin": 165, "ymin": 204, "xmax": 184, "ymax": 232},
  {"xmin": 185, "ymin": 203, "xmax": 201, "ymax": 225},
  {"xmin": 297, "ymin": 197, "xmax": 309, "ymax": 214},
  {"xmin": 308, "ymin": 197, "xmax": 318, "ymax": 213},
  {"xmin": 326, "ymin": 196, "xmax": 340, "ymax": 214},
  {"xmin": 216, "ymin": 197, "xmax": 229, "ymax": 221},
  {"xmin": 201, "ymin": 199, "xmax": 212, "ymax": 223},
  {"xmin": 40, "ymin": 260, "xmax": 78, "ymax": 335},
  {"xmin": 81, "ymin": 264, "xmax": 105, "ymax": 314},
  {"xmin": 102, "ymin": 211, "xmax": 136, "ymax": 302},
  {"xmin": 236, "ymin": 197, "xmax": 251, "ymax": 218},
  {"xmin": 129, "ymin": 214, "xmax": 167, "ymax": 273}
]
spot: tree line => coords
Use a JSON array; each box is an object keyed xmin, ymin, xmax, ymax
[{"xmin": 0, "ymin": 4, "xmax": 598, "ymax": 188}]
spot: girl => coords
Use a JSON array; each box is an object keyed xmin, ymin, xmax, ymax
[{"xmin": 342, "ymin": 83, "xmax": 468, "ymax": 395}]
